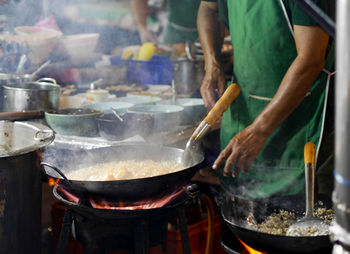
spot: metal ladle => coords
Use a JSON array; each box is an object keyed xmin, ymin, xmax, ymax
[
  {"xmin": 16, "ymin": 54, "xmax": 27, "ymax": 74},
  {"xmin": 286, "ymin": 142, "xmax": 329, "ymax": 236},
  {"xmin": 110, "ymin": 108, "xmax": 124, "ymax": 122},
  {"xmin": 182, "ymin": 83, "xmax": 241, "ymax": 166}
]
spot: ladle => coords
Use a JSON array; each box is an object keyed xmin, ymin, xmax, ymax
[
  {"xmin": 16, "ymin": 54, "xmax": 27, "ymax": 74},
  {"xmin": 182, "ymin": 83, "xmax": 241, "ymax": 166},
  {"xmin": 30, "ymin": 60, "xmax": 51, "ymax": 79},
  {"xmin": 110, "ymin": 108, "xmax": 124, "ymax": 122},
  {"xmin": 286, "ymin": 142, "xmax": 329, "ymax": 236}
]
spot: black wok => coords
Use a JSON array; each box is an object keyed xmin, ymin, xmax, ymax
[
  {"xmin": 41, "ymin": 143, "xmax": 205, "ymax": 200},
  {"xmin": 221, "ymin": 194, "xmax": 333, "ymax": 253}
]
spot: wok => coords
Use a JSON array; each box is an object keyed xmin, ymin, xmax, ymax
[
  {"xmin": 41, "ymin": 143, "xmax": 205, "ymax": 200},
  {"xmin": 221, "ymin": 194, "xmax": 333, "ymax": 253}
]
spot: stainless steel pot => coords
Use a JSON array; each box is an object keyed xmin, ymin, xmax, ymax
[
  {"xmin": 0, "ymin": 121, "xmax": 54, "ymax": 254},
  {"xmin": 3, "ymin": 78, "xmax": 60, "ymax": 112},
  {"xmin": 173, "ymin": 57, "xmax": 204, "ymax": 96}
]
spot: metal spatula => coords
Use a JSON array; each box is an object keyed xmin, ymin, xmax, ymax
[
  {"xmin": 286, "ymin": 142, "xmax": 329, "ymax": 236},
  {"xmin": 182, "ymin": 83, "xmax": 241, "ymax": 166}
]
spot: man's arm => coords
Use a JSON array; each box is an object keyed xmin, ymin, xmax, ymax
[
  {"xmin": 213, "ymin": 25, "xmax": 329, "ymax": 177},
  {"xmin": 197, "ymin": 1, "xmax": 227, "ymax": 109},
  {"xmin": 130, "ymin": 0, "xmax": 157, "ymax": 44}
]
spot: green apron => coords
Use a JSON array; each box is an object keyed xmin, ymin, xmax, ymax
[
  {"xmin": 220, "ymin": 0, "xmax": 334, "ymax": 199},
  {"xmin": 163, "ymin": 0, "xmax": 201, "ymax": 44}
]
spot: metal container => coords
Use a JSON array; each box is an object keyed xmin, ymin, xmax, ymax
[
  {"xmin": 0, "ymin": 121, "xmax": 54, "ymax": 254},
  {"xmin": 0, "ymin": 73, "xmax": 34, "ymax": 112},
  {"xmin": 3, "ymin": 78, "xmax": 60, "ymax": 112},
  {"xmin": 173, "ymin": 57, "xmax": 204, "ymax": 96}
]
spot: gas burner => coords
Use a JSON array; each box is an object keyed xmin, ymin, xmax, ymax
[
  {"xmin": 52, "ymin": 184, "xmax": 200, "ymax": 254},
  {"xmin": 54, "ymin": 184, "xmax": 189, "ymax": 211}
]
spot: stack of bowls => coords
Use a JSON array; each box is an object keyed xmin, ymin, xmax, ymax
[
  {"xmin": 158, "ymin": 98, "xmax": 206, "ymax": 126},
  {"xmin": 116, "ymin": 95, "xmax": 161, "ymax": 105},
  {"xmin": 97, "ymin": 113, "xmax": 154, "ymax": 141},
  {"xmin": 81, "ymin": 101, "xmax": 133, "ymax": 114},
  {"xmin": 127, "ymin": 104, "xmax": 184, "ymax": 132}
]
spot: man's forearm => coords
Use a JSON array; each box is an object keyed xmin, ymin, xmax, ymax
[
  {"xmin": 252, "ymin": 26, "xmax": 329, "ymax": 136},
  {"xmin": 197, "ymin": 2, "xmax": 225, "ymax": 71},
  {"xmin": 130, "ymin": 0, "xmax": 149, "ymax": 31}
]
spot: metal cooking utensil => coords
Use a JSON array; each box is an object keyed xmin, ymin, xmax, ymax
[
  {"xmin": 110, "ymin": 108, "xmax": 124, "ymax": 122},
  {"xmin": 286, "ymin": 142, "xmax": 329, "ymax": 236},
  {"xmin": 182, "ymin": 83, "xmax": 241, "ymax": 166},
  {"xmin": 0, "ymin": 110, "xmax": 44, "ymax": 121},
  {"xmin": 16, "ymin": 54, "xmax": 27, "ymax": 74},
  {"xmin": 30, "ymin": 60, "xmax": 51, "ymax": 79}
]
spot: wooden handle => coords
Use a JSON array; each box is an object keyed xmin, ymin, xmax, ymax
[
  {"xmin": 204, "ymin": 83, "xmax": 241, "ymax": 127},
  {"xmin": 0, "ymin": 110, "xmax": 44, "ymax": 121},
  {"xmin": 304, "ymin": 142, "xmax": 316, "ymax": 165}
]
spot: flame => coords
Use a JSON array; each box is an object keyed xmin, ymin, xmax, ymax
[
  {"xmin": 238, "ymin": 238, "xmax": 266, "ymax": 254},
  {"xmin": 90, "ymin": 187, "xmax": 185, "ymax": 210},
  {"xmin": 57, "ymin": 186, "xmax": 80, "ymax": 203},
  {"xmin": 48, "ymin": 177, "xmax": 60, "ymax": 187},
  {"xmin": 55, "ymin": 185, "xmax": 186, "ymax": 210}
]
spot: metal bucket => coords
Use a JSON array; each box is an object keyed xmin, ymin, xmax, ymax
[
  {"xmin": 3, "ymin": 78, "xmax": 60, "ymax": 112},
  {"xmin": 173, "ymin": 57, "xmax": 204, "ymax": 96},
  {"xmin": 0, "ymin": 121, "xmax": 54, "ymax": 254}
]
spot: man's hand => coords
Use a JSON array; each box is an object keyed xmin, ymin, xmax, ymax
[
  {"xmin": 197, "ymin": 1, "xmax": 226, "ymax": 109},
  {"xmin": 200, "ymin": 62, "xmax": 226, "ymax": 109},
  {"xmin": 138, "ymin": 27, "xmax": 158, "ymax": 44},
  {"xmin": 212, "ymin": 25, "xmax": 329, "ymax": 177},
  {"xmin": 212, "ymin": 124, "xmax": 269, "ymax": 177}
]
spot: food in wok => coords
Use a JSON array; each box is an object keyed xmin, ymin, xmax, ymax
[
  {"xmin": 66, "ymin": 160, "xmax": 184, "ymax": 181},
  {"xmin": 246, "ymin": 207, "xmax": 334, "ymax": 236}
]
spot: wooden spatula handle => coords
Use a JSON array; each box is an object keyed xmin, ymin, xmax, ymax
[
  {"xmin": 204, "ymin": 83, "xmax": 240, "ymax": 127},
  {"xmin": 304, "ymin": 142, "xmax": 316, "ymax": 165}
]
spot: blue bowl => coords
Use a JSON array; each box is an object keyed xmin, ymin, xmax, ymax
[
  {"xmin": 116, "ymin": 96, "xmax": 162, "ymax": 105},
  {"xmin": 81, "ymin": 101, "xmax": 133, "ymax": 114},
  {"xmin": 127, "ymin": 104, "xmax": 184, "ymax": 132}
]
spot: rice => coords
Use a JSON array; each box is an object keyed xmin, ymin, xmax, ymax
[{"xmin": 66, "ymin": 160, "xmax": 183, "ymax": 181}]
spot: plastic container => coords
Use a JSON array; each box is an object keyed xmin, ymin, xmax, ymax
[{"xmin": 126, "ymin": 56, "xmax": 173, "ymax": 85}]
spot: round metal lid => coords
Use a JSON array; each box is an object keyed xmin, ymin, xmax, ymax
[{"xmin": 0, "ymin": 120, "xmax": 54, "ymax": 157}]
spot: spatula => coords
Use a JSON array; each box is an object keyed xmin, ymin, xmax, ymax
[
  {"xmin": 286, "ymin": 142, "xmax": 329, "ymax": 236},
  {"xmin": 182, "ymin": 83, "xmax": 241, "ymax": 166}
]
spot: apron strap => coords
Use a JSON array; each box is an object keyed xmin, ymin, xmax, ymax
[{"xmin": 280, "ymin": 0, "xmax": 294, "ymax": 37}]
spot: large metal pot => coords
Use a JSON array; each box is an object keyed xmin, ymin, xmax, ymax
[
  {"xmin": 3, "ymin": 78, "xmax": 60, "ymax": 112},
  {"xmin": 173, "ymin": 57, "xmax": 204, "ymax": 96},
  {"xmin": 0, "ymin": 121, "xmax": 54, "ymax": 254}
]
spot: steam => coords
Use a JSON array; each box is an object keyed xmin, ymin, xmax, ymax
[{"xmin": 40, "ymin": 142, "xmax": 192, "ymax": 179}]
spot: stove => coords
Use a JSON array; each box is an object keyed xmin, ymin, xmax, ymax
[{"xmin": 52, "ymin": 184, "xmax": 200, "ymax": 254}]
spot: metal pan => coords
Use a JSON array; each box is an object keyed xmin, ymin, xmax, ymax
[
  {"xmin": 41, "ymin": 143, "xmax": 205, "ymax": 200},
  {"xmin": 221, "ymin": 194, "xmax": 333, "ymax": 253}
]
